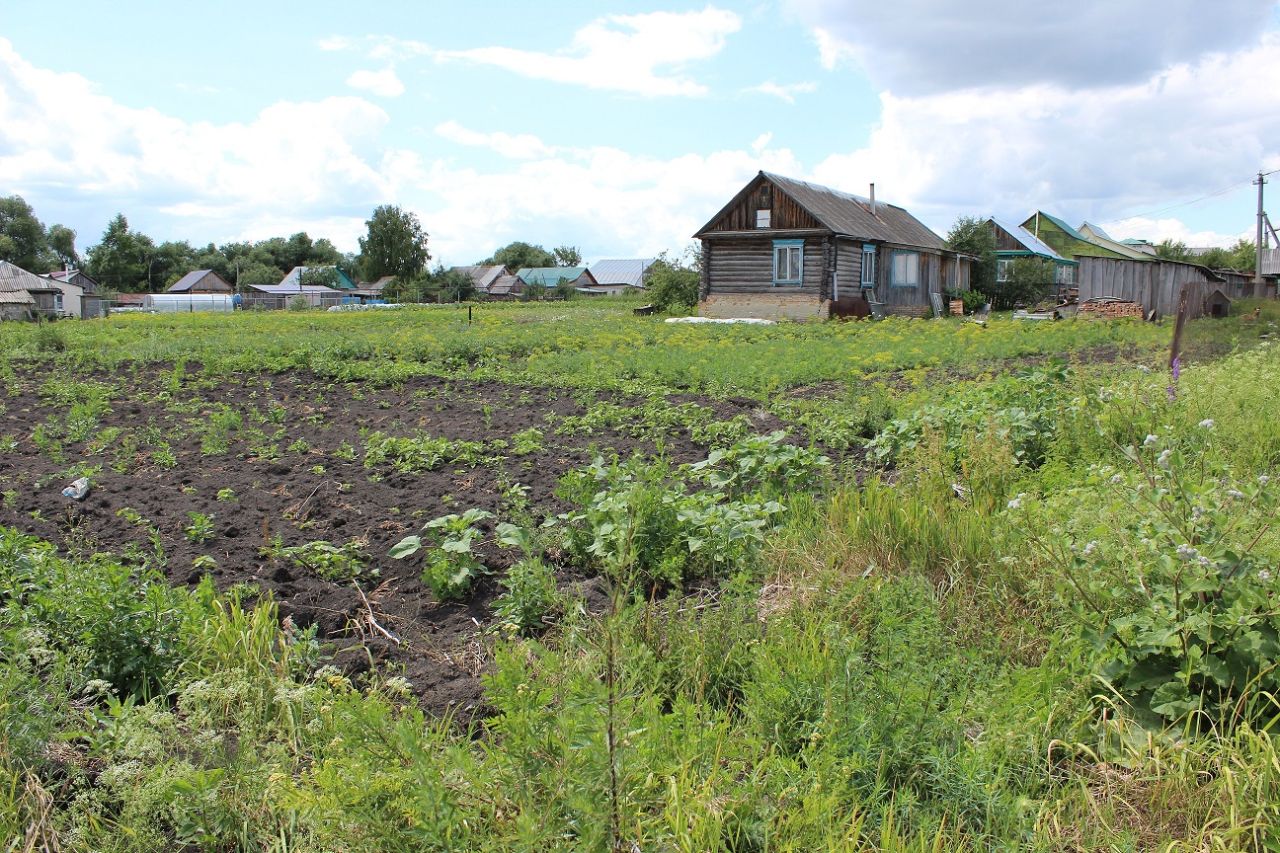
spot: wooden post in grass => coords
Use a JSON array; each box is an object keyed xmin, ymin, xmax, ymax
[{"xmin": 1168, "ymin": 285, "xmax": 1189, "ymax": 400}]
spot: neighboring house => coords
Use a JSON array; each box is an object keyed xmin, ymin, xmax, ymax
[
  {"xmin": 279, "ymin": 266, "xmax": 357, "ymax": 291},
  {"xmin": 987, "ymin": 217, "xmax": 1078, "ymax": 287},
  {"xmin": 48, "ymin": 269, "xmax": 108, "ymax": 318},
  {"xmin": 349, "ymin": 275, "xmax": 395, "ymax": 303},
  {"xmin": 1020, "ymin": 212, "xmax": 1135, "ymax": 261},
  {"xmin": 245, "ymin": 283, "xmax": 344, "ymax": 309},
  {"xmin": 486, "ymin": 272, "xmax": 525, "ymax": 300},
  {"xmin": 1077, "ymin": 223, "xmax": 1156, "ymax": 261},
  {"xmin": 450, "ymin": 265, "xmax": 508, "ymax": 296},
  {"xmin": 693, "ymin": 171, "xmax": 970, "ymax": 320},
  {"xmin": 0, "ymin": 260, "xmax": 62, "ymax": 320},
  {"xmin": 516, "ymin": 267, "xmax": 599, "ymax": 291},
  {"xmin": 167, "ymin": 269, "xmax": 234, "ymax": 294},
  {"xmin": 588, "ymin": 259, "xmax": 655, "ymax": 295}
]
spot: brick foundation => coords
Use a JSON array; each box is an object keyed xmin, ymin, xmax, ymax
[{"xmin": 699, "ymin": 293, "xmax": 828, "ymax": 321}]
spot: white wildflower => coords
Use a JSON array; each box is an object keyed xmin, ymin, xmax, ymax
[
  {"xmin": 1198, "ymin": 418, "xmax": 1215, "ymax": 429},
  {"xmin": 1007, "ymin": 496, "xmax": 1023, "ymax": 510},
  {"xmin": 1260, "ymin": 475, "xmax": 1271, "ymax": 486},
  {"xmin": 1109, "ymin": 474, "xmax": 1124, "ymax": 485},
  {"xmin": 1198, "ymin": 555, "xmax": 1212, "ymax": 568},
  {"xmin": 1082, "ymin": 540, "xmax": 1099, "ymax": 557},
  {"xmin": 1157, "ymin": 448, "xmax": 1173, "ymax": 469},
  {"xmin": 1226, "ymin": 489, "xmax": 1245, "ymax": 500},
  {"xmin": 1137, "ymin": 365, "xmax": 1151, "ymax": 373},
  {"xmin": 1176, "ymin": 544, "xmax": 1199, "ymax": 562},
  {"xmin": 1258, "ymin": 569, "xmax": 1273, "ymax": 583},
  {"xmin": 1143, "ymin": 434, "xmax": 1159, "ymax": 447}
]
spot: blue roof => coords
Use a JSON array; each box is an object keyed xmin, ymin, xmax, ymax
[
  {"xmin": 517, "ymin": 267, "xmax": 591, "ymax": 287},
  {"xmin": 991, "ymin": 217, "xmax": 1073, "ymax": 263}
]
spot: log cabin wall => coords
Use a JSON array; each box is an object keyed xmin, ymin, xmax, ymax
[
  {"xmin": 832, "ymin": 237, "xmax": 863, "ymax": 300},
  {"xmin": 704, "ymin": 237, "xmax": 824, "ymax": 295}
]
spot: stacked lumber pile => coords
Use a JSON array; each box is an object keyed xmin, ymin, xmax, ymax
[{"xmin": 1078, "ymin": 300, "xmax": 1143, "ymax": 319}]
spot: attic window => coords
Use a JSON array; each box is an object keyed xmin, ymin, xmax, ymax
[{"xmin": 756, "ymin": 209, "xmax": 771, "ymax": 228}]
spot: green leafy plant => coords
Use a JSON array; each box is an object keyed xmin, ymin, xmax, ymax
[
  {"xmin": 1032, "ymin": 433, "xmax": 1280, "ymax": 728},
  {"xmin": 391, "ymin": 508, "xmax": 499, "ymax": 601},
  {"xmin": 215, "ymin": 488, "xmax": 236, "ymax": 502},
  {"xmin": 278, "ymin": 539, "xmax": 375, "ymax": 584},
  {"xmin": 493, "ymin": 557, "xmax": 561, "ymax": 635},
  {"xmin": 184, "ymin": 512, "xmax": 215, "ymax": 544}
]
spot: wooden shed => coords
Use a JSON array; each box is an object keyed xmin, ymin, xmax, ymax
[
  {"xmin": 167, "ymin": 269, "xmax": 234, "ymax": 294},
  {"xmin": 694, "ymin": 172, "xmax": 969, "ymax": 321}
]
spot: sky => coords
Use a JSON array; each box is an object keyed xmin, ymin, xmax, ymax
[{"xmin": 2, "ymin": 0, "xmax": 1279, "ymax": 266}]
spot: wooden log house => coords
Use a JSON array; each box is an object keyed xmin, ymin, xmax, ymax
[{"xmin": 694, "ymin": 171, "xmax": 970, "ymax": 320}]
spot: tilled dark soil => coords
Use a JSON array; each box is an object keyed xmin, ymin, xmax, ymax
[{"xmin": 0, "ymin": 366, "xmax": 787, "ymax": 716}]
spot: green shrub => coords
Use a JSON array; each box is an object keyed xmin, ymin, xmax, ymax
[{"xmin": 494, "ymin": 557, "xmax": 560, "ymax": 635}]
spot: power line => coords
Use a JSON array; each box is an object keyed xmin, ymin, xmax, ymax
[{"xmin": 1104, "ymin": 177, "xmax": 1256, "ymax": 226}]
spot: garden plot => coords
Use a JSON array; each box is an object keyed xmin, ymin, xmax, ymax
[{"xmin": 0, "ymin": 365, "xmax": 795, "ymax": 714}]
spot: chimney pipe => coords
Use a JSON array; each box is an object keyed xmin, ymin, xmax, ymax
[{"xmin": 870, "ymin": 183, "xmax": 877, "ymax": 216}]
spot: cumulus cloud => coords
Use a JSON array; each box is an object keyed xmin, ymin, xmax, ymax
[
  {"xmin": 745, "ymin": 80, "xmax": 817, "ymax": 103},
  {"xmin": 436, "ymin": 7, "xmax": 742, "ymax": 97},
  {"xmin": 0, "ymin": 37, "xmax": 418, "ymax": 248},
  {"xmin": 808, "ymin": 31, "xmax": 1280, "ymax": 238},
  {"xmin": 1099, "ymin": 216, "xmax": 1252, "ymax": 248},
  {"xmin": 346, "ymin": 67, "xmax": 405, "ymax": 97},
  {"xmin": 789, "ymin": 0, "xmax": 1273, "ymax": 93}
]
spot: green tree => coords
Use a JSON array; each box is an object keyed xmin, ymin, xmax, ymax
[
  {"xmin": 646, "ymin": 252, "xmax": 700, "ymax": 311},
  {"xmin": 995, "ymin": 257, "xmax": 1055, "ymax": 310},
  {"xmin": 1155, "ymin": 239, "xmax": 1193, "ymax": 262},
  {"xmin": 46, "ymin": 224, "xmax": 80, "ymax": 270},
  {"xmin": 1197, "ymin": 246, "xmax": 1231, "ymax": 269},
  {"xmin": 86, "ymin": 214, "xmax": 157, "ymax": 291},
  {"xmin": 946, "ymin": 216, "xmax": 997, "ymax": 299},
  {"xmin": 358, "ymin": 206, "xmax": 431, "ymax": 282},
  {"xmin": 553, "ymin": 245, "xmax": 583, "ymax": 266},
  {"xmin": 0, "ymin": 195, "xmax": 54, "ymax": 272},
  {"xmin": 486, "ymin": 241, "xmax": 555, "ymax": 270},
  {"xmin": 432, "ymin": 266, "xmax": 476, "ymax": 302},
  {"xmin": 1228, "ymin": 238, "xmax": 1257, "ymax": 272}
]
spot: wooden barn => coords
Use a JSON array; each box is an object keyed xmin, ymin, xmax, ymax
[
  {"xmin": 167, "ymin": 269, "xmax": 233, "ymax": 294},
  {"xmin": 694, "ymin": 172, "xmax": 969, "ymax": 320}
]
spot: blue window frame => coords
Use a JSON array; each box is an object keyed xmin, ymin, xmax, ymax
[
  {"xmin": 861, "ymin": 243, "xmax": 876, "ymax": 288},
  {"xmin": 890, "ymin": 250, "xmax": 919, "ymax": 288},
  {"xmin": 772, "ymin": 239, "xmax": 803, "ymax": 286}
]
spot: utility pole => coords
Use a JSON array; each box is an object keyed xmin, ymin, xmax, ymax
[{"xmin": 1256, "ymin": 171, "xmax": 1266, "ymax": 291}]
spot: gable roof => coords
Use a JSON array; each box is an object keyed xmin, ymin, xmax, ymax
[
  {"xmin": 1026, "ymin": 211, "xmax": 1087, "ymax": 242},
  {"xmin": 696, "ymin": 171, "xmax": 947, "ymax": 250},
  {"xmin": 450, "ymin": 265, "xmax": 508, "ymax": 292},
  {"xmin": 0, "ymin": 260, "xmax": 59, "ymax": 303},
  {"xmin": 1077, "ymin": 223, "xmax": 1153, "ymax": 261},
  {"xmin": 280, "ymin": 265, "xmax": 356, "ymax": 290},
  {"xmin": 588, "ymin": 258, "xmax": 655, "ymax": 288},
  {"xmin": 168, "ymin": 269, "xmax": 232, "ymax": 292},
  {"xmin": 989, "ymin": 217, "xmax": 1074, "ymax": 263},
  {"xmin": 249, "ymin": 284, "xmax": 341, "ymax": 295},
  {"xmin": 516, "ymin": 267, "xmax": 597, "ymax": 287}
]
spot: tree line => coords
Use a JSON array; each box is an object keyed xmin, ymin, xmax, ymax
[{"xmin": 1, "ymin": 194, "xmax": 703, "ymax": 307}]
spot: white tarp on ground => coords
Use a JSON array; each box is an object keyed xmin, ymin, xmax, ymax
[
  {"xmin": 665, "ymin": 317, "xmax": 776, "ymax": 325},
  {"xmin": 326, "ymin": 303, "xmax": 405, "ymax": 312}
]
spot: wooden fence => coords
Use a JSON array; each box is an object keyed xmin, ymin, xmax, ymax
[{"xmin": 1075, "ymin": 257, "xmax": 1227, "ymax": 320}]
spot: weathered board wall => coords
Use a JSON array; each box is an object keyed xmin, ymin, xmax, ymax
[
  {"xmin": 832, "ymin": 238, "xmax": 862, "ymax": 300},
  {"xmin": 1076, "ymin": 257, "xmax": 1225, "ymax": 319},
  {"xmin": 703, "ymin": 179, "xmax": 822, "ymax": 233}
]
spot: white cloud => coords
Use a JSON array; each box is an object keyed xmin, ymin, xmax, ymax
[
  {"xmin": 1097, "ymin": 217, "xmax": 1251, "ymax": 249},
  {"xmin": 416, "ymin": 122, "xmax": 803, "ymax": 264},
  {"xmin": 807, "ymin": 32, "xmax": 1280, "ymax": 241},
  {"xmin": 0, "ymin": 37, "xmax": 418, "ymax": 250},
  {"xmin": 437, "ymin": 7, "xmax": 742, "ymax": 97},
  {"xmin": 434, "ymin": 120, "xmax": 555, "ymax": 160},
  {"xmin": 789, "ymin": 0, "xmax": 1274, "ymax": 93},
  {"xmin": 746, "ymin": 80, "xmax": 817, "ymax": 103},
  {"xmin": 346, "ymin": 67, "xmax": 405, "ymax": 98}
]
